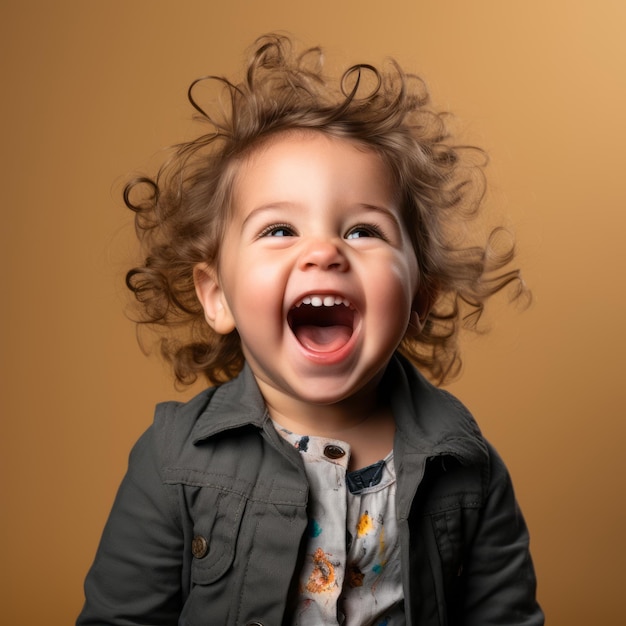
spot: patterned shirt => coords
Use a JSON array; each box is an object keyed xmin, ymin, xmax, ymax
[{"xmin": 275, "ymin": 425, "xmax": 405, "ymax": 626}]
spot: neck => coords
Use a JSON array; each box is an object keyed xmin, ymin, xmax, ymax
[
  {"xmin": 255, "ymin": 373, "xmax": 397, "ymax": 470},
  {"xmin": 271, "ymin": 395, "xmax": 382, "ymax": 437}
]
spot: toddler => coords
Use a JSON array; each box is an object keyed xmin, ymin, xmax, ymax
[{"xmin": 78, "ymin": 34, "xmax": 544, "ymax": 626}]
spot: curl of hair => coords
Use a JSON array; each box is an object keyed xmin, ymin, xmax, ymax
[{"xmin": 125, "ymin": 33, "xmax": 529, "ymax": 386}]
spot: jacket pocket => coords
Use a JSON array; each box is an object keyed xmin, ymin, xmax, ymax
[
  {"xmin": 431, "ymin": 509, "xmax": 467, "ymax": 583},
  {"xmin": 189, "ymin": 488, "xmax": 247, "ymax": 584}
]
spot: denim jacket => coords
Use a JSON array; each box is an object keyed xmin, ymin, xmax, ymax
[{"xmin": 78, "ymin": 355, "xmax": 544, "ymax": 625}]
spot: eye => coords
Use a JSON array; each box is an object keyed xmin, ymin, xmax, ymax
[
  {"xmin": 259, "ymin": 223, "xmax": 296, "ymax": 238},
  {"xmin": 346, "ymin": 224, "xmax": 387, "ymax": 240}
]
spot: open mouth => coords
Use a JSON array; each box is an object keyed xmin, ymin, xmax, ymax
[{"xmin": 288, "ymin": 295, "xmax": 356, "ymax": 353}]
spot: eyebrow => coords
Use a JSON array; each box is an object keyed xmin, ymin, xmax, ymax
[
  {"xmin": 357, "ymin": 203, "xmax": 403, "ymax": 229},
  {"xmin": 240, "ymin": 201, "xmax": 403, "ymax": 231},
  {"xmin": 240, "ymin": 202, "xmax": 298, "ymax": 231}
]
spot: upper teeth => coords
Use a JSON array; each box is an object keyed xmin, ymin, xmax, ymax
[{"xmin": 294, "ymin": 295, "xmax": 352, "ymax": 308}]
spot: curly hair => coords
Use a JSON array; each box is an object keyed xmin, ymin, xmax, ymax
[{"xmin": 124, "ymin": 33, "xmax": 529, "ymax": 386}]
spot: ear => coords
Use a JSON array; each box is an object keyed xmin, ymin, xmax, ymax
[
  {"xmin": 193, "ymin": 263, "xmax": 236, "ymax": 335},
  {"xmin": 408, "ymin": 288, "xmax": 437, "ymax": 337}
]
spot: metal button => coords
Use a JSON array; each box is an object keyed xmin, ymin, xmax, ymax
[
  {"xmin": 191, "ymin": 535, "xmax": 209, "ymax": 559},
  {"xmin": 245, "ymin": 622, "xmax": 264, "ymax": 626},
  {"xmin": 323, "ymin": 444, "xmax": 346, "ymax": 459}
]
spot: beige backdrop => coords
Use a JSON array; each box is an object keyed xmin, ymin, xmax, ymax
[{"xmin": 2, "ymin": 1, "xmax": 625, "ymax": 623}]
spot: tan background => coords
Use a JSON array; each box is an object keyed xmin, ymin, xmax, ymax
[{"xmin": 2, "ymin": 1, "xmax": 625, "ymax": 623}]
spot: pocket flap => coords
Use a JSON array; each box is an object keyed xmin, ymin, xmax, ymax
[{"xmin": 190, "ymin": 490, "xmax": 246, "ymax": 584}]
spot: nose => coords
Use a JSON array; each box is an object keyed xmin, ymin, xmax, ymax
[{"xmin": 297, "ymin": 237, "xmax": 349, "ymax": 272}]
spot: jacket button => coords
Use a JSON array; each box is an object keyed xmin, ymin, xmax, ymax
[
  {"xmin": 245, "ymin": 622, "xmax": 264, "ymax": 626},
  {"xmin": 324, "ymin": 444, "xmax": 345, "ymax": 459},
  {"xmin": 191, "ymin": 535, "xmax": 209, "ymax": 559}
]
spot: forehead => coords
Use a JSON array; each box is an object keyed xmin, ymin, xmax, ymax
[{"xmin": 230, "ymin": 130, "xmax": 397, "ymax": 210}]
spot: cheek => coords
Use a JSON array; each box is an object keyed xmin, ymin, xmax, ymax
[
  {"xmin": 224, "ymin": 257, "xmax": 287, "ymax": 320},
  {"xmin": 364, "ymin": 258, "xmax": 415, "ymax": 336},
  {"xmin": 246, "ymin": 261, "xmax": 287, "ymax": 297},
  {"xmin": 382, "ymin": 253, "xmax": 418, "ymax": 306},
  {"xmin": 401, "ymin": 250, "xmax": 420, "ymax": 307}
]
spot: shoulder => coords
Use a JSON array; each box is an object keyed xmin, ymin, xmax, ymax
[
  {"xmin": 151, "ymin": 386, "xmax": 218, "ymax": 453},
  {"xmin": 137, "ymin": 366, "xmax": 272, "ymax": 484},
  {"xmin": 391, "ymin": 355, "xmax": 523, "ymax": 508},
  {"xmin": 117, "ymin": 386, "xmax": 218, "ymax": 496},
  {"xmin": 390, "ymin": 354, "xmax": 488, "ymax": 466}
]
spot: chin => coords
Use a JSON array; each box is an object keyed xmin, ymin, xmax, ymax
[{"xmin": 289, "ymin": 373, "xmax": 374, "ymax": 406}]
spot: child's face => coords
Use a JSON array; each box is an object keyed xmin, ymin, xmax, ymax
[{"xmin": 195, "ymin": 131, "xmax": 419, "ymax": 410}]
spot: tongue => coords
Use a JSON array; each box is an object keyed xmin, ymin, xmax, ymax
[{"xmin": 294, "ymin": 324, "xmax": 352, "ymax": 352}]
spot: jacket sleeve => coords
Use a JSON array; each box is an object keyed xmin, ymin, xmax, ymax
[
  {"xmin": 461, "ymin": 443, "xmax": 544, "ymax": 626},
  {"xmin": 77, "ymin": 425, "xmax": 184, "ymax": 626}
]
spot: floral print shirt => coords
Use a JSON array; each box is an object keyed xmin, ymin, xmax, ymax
[{"xmin": 275, "ymin": 425, "xmax": 404, "ymax": 626}]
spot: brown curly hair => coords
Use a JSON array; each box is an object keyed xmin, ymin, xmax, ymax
[{"xmin": 124, "ymin": 33, "xmax": 529, "ymax": 386}]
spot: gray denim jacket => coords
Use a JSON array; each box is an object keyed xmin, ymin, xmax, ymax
[{"xmin": 78, "ymin": 355, "xmax": 544, "ymax": 625}]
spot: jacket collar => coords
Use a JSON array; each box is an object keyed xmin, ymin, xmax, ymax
[
  {"xmin": 191, "ymin": 364, "xmax": 268, "ymax": 444},
  {"xmin": 387, "ymin": 354, "xmax": 489, "ymax": 519},
  {"xmin": 387, "ymin": 354, "xmax": 488, "ymax": 465},
  {"xmin": 191, "ymin": 355, "xmax": 488, "ymax": 467}
]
